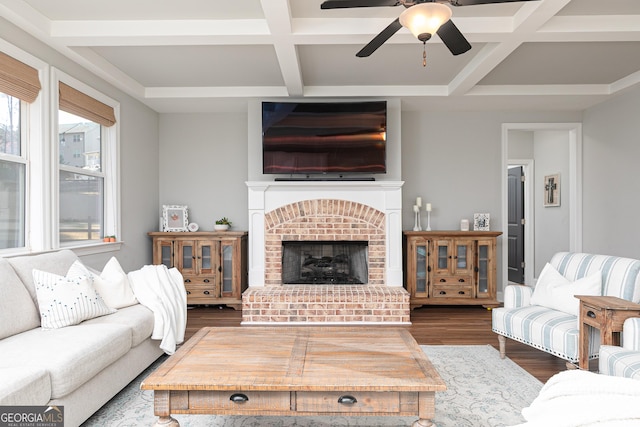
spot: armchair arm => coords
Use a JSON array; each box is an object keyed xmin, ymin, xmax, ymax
[
  {"xmin": 503, "ymin": 284, "xmax": 533, "ymax": 309},
  {"xmin": 623, "ymin": 318, "xmax": 640, "ymax": 351}
]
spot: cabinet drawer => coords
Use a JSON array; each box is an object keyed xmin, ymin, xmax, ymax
[
  {"xmin": 431, "ymin": 284, "xmax": 473, "ymax": 298},
  {"xmin": 188, "ymin": 390, "xmax": 290, "ymax": 411},
  {"xmin": 580, "ymin": 304, "xmax": 603, "ymax": 328},
  {"xmin": 296, "ymin": 391, "xmax": 399, "ymax": 413},
  {"xmin": 432, "ymin": 275, "xmax": 472, "ymax": 285},
  {"xmin": 185, "ymin": 282, "xmax": 219, "ymax": 303}
]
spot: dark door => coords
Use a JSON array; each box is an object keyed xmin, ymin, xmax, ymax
[{"xmin": 507, "ymin": 166, "xmax": 525, "ymax": 284}]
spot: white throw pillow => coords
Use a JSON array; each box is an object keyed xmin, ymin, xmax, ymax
[
  {"xmin": 32, "ymin": 263, "xmax": 115, "ymax": 329},
  {"xmin": 70, "ymin": 257, "xmax": 138, "ymax": 309},
  {"xmin": 531, "ymin": 263, "xmax": 602, "ymax": 316}
]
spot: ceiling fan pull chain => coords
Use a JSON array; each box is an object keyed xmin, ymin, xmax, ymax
[{"xmin": 422, "ymin": 42, "xmax": 427, "ymax": 67}]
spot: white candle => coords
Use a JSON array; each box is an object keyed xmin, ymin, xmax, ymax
[
  {"xmin": 416, "ymin": 197, "xmax": 422, "ymax": 208},
  {"xmin": 413, "ymin": 205, "xmax": 419, "ymax": 213},
  {"xmin": 426, "ymin": 203, "xmax": 432, "ymax": 212}
]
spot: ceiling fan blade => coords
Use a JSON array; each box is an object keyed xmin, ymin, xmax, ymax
[
  {"xmin": 356, "ymin": 18, "xmax": 403, "ymax": 57},
  {"xmin": 436, "ymin": 20, "xmax": 472, "ymax": 55},
  {"xmin": 321, "ymin": 0, "xmax": 400, "ymax": 9},
  {"xmin": 448, "ymin": 0, "xmax": 540, "ymax": 6}
]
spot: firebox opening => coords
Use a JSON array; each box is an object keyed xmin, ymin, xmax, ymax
[{"xmin": 281, "ymin": 241, "xmax": 368, "ymax": 285}]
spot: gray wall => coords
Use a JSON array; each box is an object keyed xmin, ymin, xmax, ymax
[
  {"xmin": 582, "ymin": 86, "xmax": 640, "ymax": 259},
  {"xmin": 1, "ymin": 19, "xmax": 160, "ymax": 272},
  {"xmin": 159, "ymin": 113, "xmax": 248, "ymax": 231}
]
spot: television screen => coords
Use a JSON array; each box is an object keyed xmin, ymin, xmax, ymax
[{"xmin": 262, "ymin": 101, "xmax": 386, "ymax": 175}]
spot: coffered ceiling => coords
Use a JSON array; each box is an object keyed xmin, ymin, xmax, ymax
[{"xmin": 2, "ymin": 0, "xmax": 640, "ymax": 112}]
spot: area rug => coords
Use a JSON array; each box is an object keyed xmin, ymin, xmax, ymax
[{"xmin": 82, "ymin": 345, "xmax": 542, "ymax": 427}]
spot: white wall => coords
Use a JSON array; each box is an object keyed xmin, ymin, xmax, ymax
[
  {"xmin": 582, "ymin": 86, "xmax": 640, "ymax": 259},
  {"xmin": 1, "ymin": 19, "xmax": 160, "ymax": 272}
]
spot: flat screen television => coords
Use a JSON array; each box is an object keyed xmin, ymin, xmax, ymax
[{"xmin": 262, "ymin": 101, "xmax": 386, "ymax": 175}]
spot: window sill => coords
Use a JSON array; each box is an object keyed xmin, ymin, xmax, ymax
[{"xmin": 67, "ymin": 241, "xmax": 123, "ymax": 256}]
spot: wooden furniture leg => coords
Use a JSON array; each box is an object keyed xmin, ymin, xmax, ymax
[
  {"xmin": 152, "ymin": 416, "xmax": 179, "ymax": 427},
  {"xmin": 412, "ymin": 419, "xmax": 434, "ymax": 427},
  {"xmin": 498, "ymin": 334, "xmax": 506, "ymax": 359}
]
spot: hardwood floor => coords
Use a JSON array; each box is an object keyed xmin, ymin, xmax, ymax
[{"xmin": 185, "ymin": 304, "xmax": 569, "ymax": 383}]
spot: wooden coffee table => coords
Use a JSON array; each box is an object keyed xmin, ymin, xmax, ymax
[{"xmin": 141, "ymin": 326, "xmax": 446, "ymax": 427}]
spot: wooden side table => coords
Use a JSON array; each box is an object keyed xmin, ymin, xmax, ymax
[{"xmin": 577, "ymin": 295, "xmax": 640, "ymax": 370}]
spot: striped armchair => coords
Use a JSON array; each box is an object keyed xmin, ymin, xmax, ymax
[
  {"xmin": 492, "ymin": 252, "xmax": 640, "ymax": 365},
  {"xmin": 599, "ymin": 318, "xmax": 640, "ymax": 379}
]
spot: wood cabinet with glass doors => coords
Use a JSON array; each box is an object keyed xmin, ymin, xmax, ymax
[
  {"xmin": 148, "ymin": 231, "xmax": 248, "ymax": 309},
  {"xmin": 403, "ymin": 231, "xmax": 501, "ymax": 309}
]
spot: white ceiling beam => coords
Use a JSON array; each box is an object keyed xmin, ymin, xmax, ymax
[
  {"xmin": 260, "ymin": 0, "xmax": 303, "ymax": 97},
  {"xmin": 448, "ymin": 0, "xmax": 573, "ymax": 96}
]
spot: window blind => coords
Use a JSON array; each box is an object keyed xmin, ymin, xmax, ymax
[
  {"xmin": 59, "ymin": 82, "xmax": 116, "ymax": 127},
  {"xmin": 0, "ymin": 51, "xmax": 41, "ymax": 103}
]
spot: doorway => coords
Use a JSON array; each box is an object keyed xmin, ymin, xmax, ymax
[{"xmin": 501, "ymin": 123, "xmax": 582, "ymax": 296}]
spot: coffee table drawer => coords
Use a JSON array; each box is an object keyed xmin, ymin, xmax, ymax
[
  {"xmin": 296, "ymin": 391, "xmax": 400, "ymax": 413},
  {"xmin": 188, "ymin": 391, "xmax": 290, "ymax": 411}
]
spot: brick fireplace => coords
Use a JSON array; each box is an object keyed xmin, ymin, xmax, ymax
[{"xmin": 243, "ymin": 181, "xmax": 409, "ymax": 324}]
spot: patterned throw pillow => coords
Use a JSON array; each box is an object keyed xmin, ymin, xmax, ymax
[{"xmin": 32, "ymin": 262, "xmax": 115, "ymax": 329}]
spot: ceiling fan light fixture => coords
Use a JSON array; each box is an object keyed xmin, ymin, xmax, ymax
[{"xmin": 399, "ymin": 3, "xmax": 452, "ymax": 42}]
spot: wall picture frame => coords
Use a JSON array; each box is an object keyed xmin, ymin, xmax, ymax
[
  {"xmin": 162, "ymin": 205, "xmax": 189, "ymax": 232},
  {"xmin": 473, "ymin": 213, "xmax": 490, "ymax": 231},
  {"xmin": 543, "ymin": 174, "xmax": 560, "ymax": 207}
]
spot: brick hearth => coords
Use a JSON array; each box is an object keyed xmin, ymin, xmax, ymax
[{"xmin": 242, "ymin": 285, "xmax": 409, "ymax": 323}]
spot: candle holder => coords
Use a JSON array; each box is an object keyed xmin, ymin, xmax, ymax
[
  {"xmin": 413, "ymin": 205, "xmax": 422, "ymax": 231},
  {"xmin": 426, "ymin": 210, "xmax": 431, "ymax": 231}
]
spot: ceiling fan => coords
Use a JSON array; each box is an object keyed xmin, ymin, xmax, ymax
[{"xmin": 320, "ymin": 0, "xmax": 540, "ymax": 60}]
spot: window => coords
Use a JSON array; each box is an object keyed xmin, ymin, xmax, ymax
[
  {"xmin": 56, "ymin": 77, "xmax": 118, "ymax": 247},
  {"xmin": 0, "ymin": 48, "xmax": 41, "ymax": 251},
  {"xmin": 0, "ymin": 93, "xmax": 25, "ymax": 249},
  {"xmin": 0, "ymin": 42, "xmax": 120, "ymax": 254}
]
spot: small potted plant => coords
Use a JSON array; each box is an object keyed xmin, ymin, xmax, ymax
[{"xmin": 214, "ymin": 217, "xmax": 232, "ymax": 231}]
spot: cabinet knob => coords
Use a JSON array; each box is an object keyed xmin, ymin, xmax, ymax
[
  {"xmin": 186, "ymin": 291, "xmax": 191, "ymax": 295},
  {"xmin": 229, "ymin": 393, "xmax": 249, "ymax": 403},
  {"xmin": 204, "ymin": 278, "xmax": 210, "ymax": 283},
  {"xmin": 458, "ymin": 278, "xmax": 465, "ymax": 283},
  {"xmin": 218, "ymin": 266, "xmax": 222, "ymax": 272},
  {"xmin": 458, "ymin": 291, "xmax": 465, "ymax": 295},
  {"xmin": 338, "ymin": 395, "xmax": 357, "ymax": 405},
  {"xmin": 439, "ymin": 278, "xmax": 446, "ymax": 283},
  {"xmin": 184, "ymin": 279, "xmax": 191, "ymax": 283},
  {"xmin": 439, "ymin": 291, "xmax": 446, "ymax": 295},
  {"xmin": 587, "ymin": 310, "xmax": 596, "ymax": 318},
  {"xmin": 204, "ymin": 290, "xmax": 210, "ymax": 295}
]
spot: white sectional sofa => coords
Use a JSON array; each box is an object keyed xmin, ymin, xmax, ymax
[
  {"xmin": 0, "ymin": 250, "xmax": 165, "ymax": 427},
  {"xmin": 492, "ymin": 252, "xmax": 640, "ymax": 365}
]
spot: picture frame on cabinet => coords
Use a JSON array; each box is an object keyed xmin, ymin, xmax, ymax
[
  {"xmin": 543, "ymin": 173, "xmax": 560, "ymax": 207},
  {"xmin": 162, "ymin": 205, "xmax": 188, "ymax": 232},
  {"xmin": 473, "ymin": 213, "xmax": 490, "ymax": 231}
]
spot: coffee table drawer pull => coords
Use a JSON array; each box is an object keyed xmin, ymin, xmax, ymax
[
  {"xmin": 229, "ymin": 393, "xmax": 249, "ymax": 403},
  {"xmin": 338, "ymin": 395, "xmax": 357, "ymax": 405}
]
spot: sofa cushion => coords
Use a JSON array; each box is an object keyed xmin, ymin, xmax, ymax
[
  {"xmin": 599, "ymin": 345, "xmax": 640, "ymax": 380},
  {"xmin": 530, "ymin": 263, "xmax": 601, "ymax": 316},
  {"xmin": 550, "ymin": 252, "xmax": 640, "ymax": 303},
  {"xmin": 0, "ymin": 323, "xmax": 131, "ymax": 399},
  {"xmin": 0, "ymin": 367, "xmax": 51, "ymax": 405},
  {"xmin": 492, "ymin": 305, "xmax": 601, "ymax": 362},
  {"xmin": 0, "ymin": 258, "xmax": 40, "ymax": 339},
  {"xmin": 75, "ymin": 257, "xmax": 138, "ymax": 309},
  {"xmin": 7, "ymin": 249, "xmax": 79, "ymax": 306},
  {"xmin": 32, "ymin": 262, "xmax": 115, "ymax": 329},
  {"xmin": 83, "ymin": 304, "xmax": 154, "ymax": 347}
]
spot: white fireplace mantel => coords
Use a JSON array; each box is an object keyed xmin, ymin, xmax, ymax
[{"xmin": 246, "ymin": 180, "xmax": 404, "ymax": 287}]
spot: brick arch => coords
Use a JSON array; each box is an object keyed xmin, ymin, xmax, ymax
[{"xmin": 264, "ymin": 199, "xmax": 386, "ymax": 286}]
